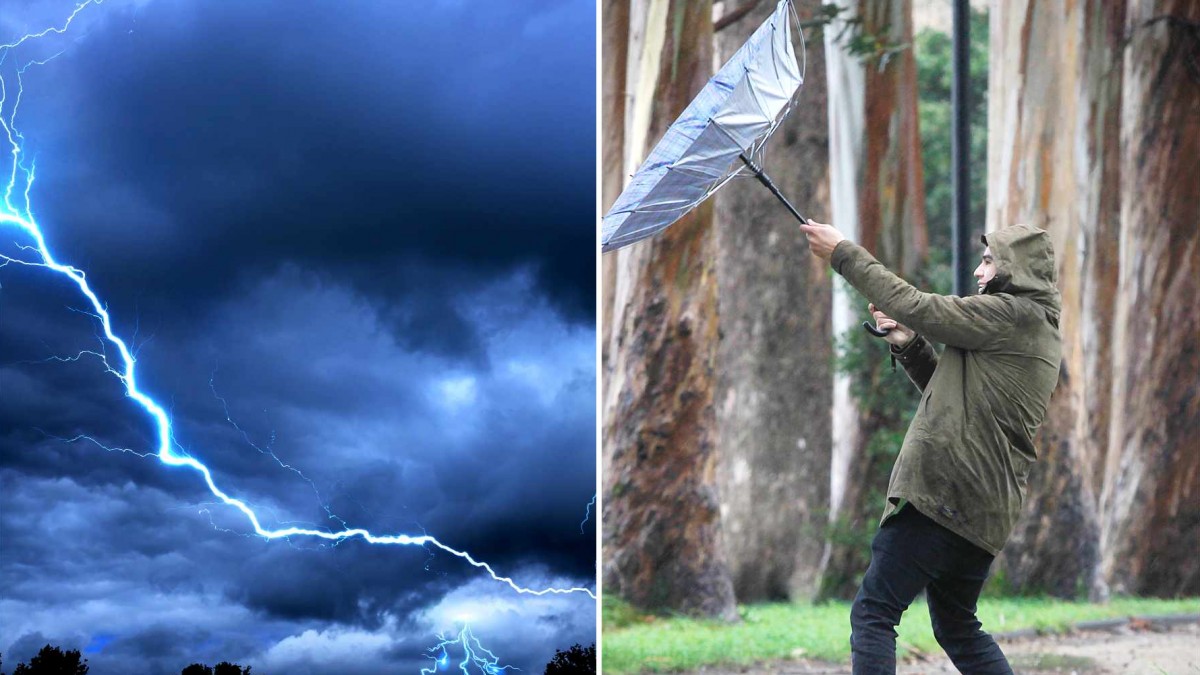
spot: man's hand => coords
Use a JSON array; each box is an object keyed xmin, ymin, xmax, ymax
[
  {"xmin": 869, "ymin": 303, "xmax": 916, "ymax": 348},
  {"xmin": 798, "ymin": 219, "xmax": 846, "ymax": 260}
]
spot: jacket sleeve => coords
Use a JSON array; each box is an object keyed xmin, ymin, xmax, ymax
[
  {"xmin": 890, "ymin": 334, "xmax": 938, "ymax": 392},
  {"xmin": 831, "ymin": 241, "xmax": 1018, "ymax": 350}
]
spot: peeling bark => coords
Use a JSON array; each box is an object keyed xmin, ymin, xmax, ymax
[
  {"xmin": 823, "ymin": 0, "xmax": 866, "ymax": 573},
  {"xmin": 601, "ymin": 0, "xmax": 629, "ymax": 352},
  {"xmin": 602, "ymin": 0, "xmax": 630, "ymax": 216},
  {"xmin": 601, "ymin": 0, "xmax": 738, "ymax": 620},
  {"xmin": 713, "ymin": 0, "xmax": 833, "ymax": 603},
  {"xmin": 820, "ymin": 0, "xmax": 929, "ymax": 601},
  {"xmin": 857, "ymin": 2, "xmax": 929, "ymax": 271},
  {"xmin": 987, "ymin": 0, "xmax": 1109, "ymax": 598},
  {"xmin": 988, "ymin": 0, "xmax": 1200, "ymax": 598},
  {"xmin": 1101, "ymin": 0, "xmax": 1200, "ymax": 597}
]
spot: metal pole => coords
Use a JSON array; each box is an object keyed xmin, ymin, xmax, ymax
[
  {"xmin": 739, "ymin": 153, "xmax": 808, "ymax": 224},
  {"xmin": 951, "ymin": 0, "xmax": 972, "ymax": 296}
]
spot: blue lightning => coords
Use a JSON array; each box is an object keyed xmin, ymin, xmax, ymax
[
  {"xmin": 421, "ymin": 624, "xmax": 517, "ymax": 675},
  {"xmin": 0, "ymin": 3, "xmax": 594, "ymax": 599},
  {"xmin": 579, "ymin": 494, "xmax": 595, "ymax": 534},
  {"xmin": 209, "ymin": 368, "xmax": 350, "ymax": 531}
]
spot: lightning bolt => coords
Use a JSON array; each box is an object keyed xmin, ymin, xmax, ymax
[
  {"xmin": 209, "ymin": 368, "xmax": 350, "ymax": 531},
  {"xmin": 421, "ymin": 624, "xmax": 517, "ymax": 675},
  {"xmin": 579, "ymin": 494, "xmax": 595, "ymax": 534},
  {"xmin": 0, "ymin": 2, "xmax": 594, "ymax": 599}
]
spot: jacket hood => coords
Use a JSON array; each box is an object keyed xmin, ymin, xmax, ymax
[{"xmin": 981, "ymin": 224, "xmax": 1061, "ymax": 320}]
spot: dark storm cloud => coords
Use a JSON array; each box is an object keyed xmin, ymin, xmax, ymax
[
  {"xmin": 1, "ymin": 279, "xmax": 597, "ymax": 673},
  {"xmin": 0, "ymin": 1, "xmax": 596, "ymax": 673},
  {"xmin": 0, "ymin": 467, "xmax": 593, "ymax": 673},
  {"xmin": 14, "ymin": 0, "xmax": 596, "ymax": 356},
  {"xmin": 1, "ymin": 264, "xmax": 595, "ymax": 612}
]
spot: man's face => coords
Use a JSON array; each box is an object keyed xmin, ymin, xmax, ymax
[{"xmin": 974, "ymin": 246, "xmax": 997, "ymax": 294}]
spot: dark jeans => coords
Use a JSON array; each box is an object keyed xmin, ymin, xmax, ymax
[{"xmin": 850, "ymin": 505, "xmax": 1012, "ymax": 674}]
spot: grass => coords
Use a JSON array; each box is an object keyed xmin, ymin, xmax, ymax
[{"xmin": 602, "ymin": 595, "xmax": 1200, "ymax": 674}]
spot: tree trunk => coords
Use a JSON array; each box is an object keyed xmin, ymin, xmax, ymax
[
  {"xmin": 857, "ymin": 2, "xmax": 929, "ymax": 271},
  {"xmin": 600, "ymin": 0, "xmax": 628, "ymax": 360},
  {"xmin": 823, "ymin": 0, "xmax": 866, "ymax": 594},
  {"xmin": 1100, "ymin": 0, "xmax": 1200, "ymax": 597},
  {"xmin": 601, "ymin": 0, "xmax": 629, "ymax": 223},
  {"xmin": 711, "ymin": 0, "xmax": 834, "ymax": 604},
  {"xmin": 986, "ymin": 0, "xmax": 1112, "ymax": 598},
  {"xmin": 820, "ymin": 0, "xmax": 929, "ymax": 600},
  {"xmin": 987, "ymin": 0, "xmax": 1200, "ymax": 598},
  {"xmin": 601, "ymin": 0, "xmax": 739, "ymax": 620}
]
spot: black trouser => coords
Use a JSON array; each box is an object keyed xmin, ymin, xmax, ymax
[{"xmin": 849, "ymin": 505, "xmax": 1012, "ymax": 674}]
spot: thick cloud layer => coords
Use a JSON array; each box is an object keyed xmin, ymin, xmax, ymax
[{"xmin": 0, "ymin": 1, "xmax": 596, "ymax": 673}]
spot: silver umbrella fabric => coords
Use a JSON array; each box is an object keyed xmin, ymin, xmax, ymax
[{"xmin": 601, "ymin": 0, "xmax": 804, "ymax": 252}]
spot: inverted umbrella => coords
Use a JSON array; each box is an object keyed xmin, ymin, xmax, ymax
[{"xmin": 601, "ymin": 0, "xmax": 808, "ymax": 253}]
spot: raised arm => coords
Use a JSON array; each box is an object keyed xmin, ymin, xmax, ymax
[{"xmin": 831, "ymin": 241, "xmax": 1017, "ymax": 350}]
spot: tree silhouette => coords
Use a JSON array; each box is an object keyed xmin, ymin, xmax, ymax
[
  {"xmin": 543, "ymin": 643, "xmax": 594, "ymax": 675},
  {"xmin": 181, "ymin": 663, "xmax": 250, "ymax": 675},
  {"xmin": 10, "ymin": 645, "xmax": 89, "ymax": 675}
]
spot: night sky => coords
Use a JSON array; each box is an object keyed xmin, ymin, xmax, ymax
[{"xmin": 0, "ymin": 1, "xmax": 596, "ymax": 673}]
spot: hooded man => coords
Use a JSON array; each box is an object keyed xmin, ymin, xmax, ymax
[{"xmin": 799, "ymin": 220, "xmax": 1063, "ymax": 675}]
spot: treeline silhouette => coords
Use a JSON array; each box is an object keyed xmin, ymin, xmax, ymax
[
  {"xmin": 0, "ymin": 646, "xmax": 250, "ymax": 675},
  {"xmin": 0, "ymin": 645, "xmax": 90, "ymax": 674},
  {"xmin": 1, "ymin": 642, "xmax": 595, "ymax": 674},
  {"xmin": 181, "ymin": 664, "xmax": 252, "ymax": 675},
  {"xmin": 544, "ymin": 643, "xmax": 595, "ymax": 675}
]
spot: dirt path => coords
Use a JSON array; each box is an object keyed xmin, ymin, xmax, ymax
[
  {"xmin": 900, "ymin": 620, "xmax": 1200, "ymax": 674},
  {"xmin": 680, "ymin": 618, "xmax": 1199, "ymax": 674}
]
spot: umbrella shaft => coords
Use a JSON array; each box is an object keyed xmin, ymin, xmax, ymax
[{"xmin": 740, "ymin": 154, "xmax": 807, "ymax": 224}]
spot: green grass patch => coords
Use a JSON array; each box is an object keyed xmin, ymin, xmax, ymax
[{"xmin": 601, "ymin": 596, "xmax": 1200, "ymax": 674}]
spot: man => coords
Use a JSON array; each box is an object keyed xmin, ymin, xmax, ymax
[{"xmin": 799, "ymin": 219, "xmax": 1063, "ymax": 675}]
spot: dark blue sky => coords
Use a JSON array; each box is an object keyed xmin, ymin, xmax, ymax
[{"xmin": 0, "ymin": 1, "xmax": 596, "ymax": 673}]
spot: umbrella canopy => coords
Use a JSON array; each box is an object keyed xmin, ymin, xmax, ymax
[{"xmin": 601, "ymin": 0, "xmax": 805, "ymax": 252}]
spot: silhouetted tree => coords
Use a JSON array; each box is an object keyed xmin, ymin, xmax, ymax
[
  {"xmin": 181, "ymin": 663, "xmax": 250, "ymax": 675},
  {"xmin": 543, "ymin": 643, "xmax": 594, "ymax": 675},
  {"xmin": 10, "ymin": 645, "xmax": 88, "ymax": 675}
]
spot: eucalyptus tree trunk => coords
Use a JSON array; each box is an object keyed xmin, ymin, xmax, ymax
[
  {"xmin": 987, "ymin": 0, "xmax": 1200, "ymax": 598},
  {"xmin": 1100, "ymin": 0, "xmax": 1200, "ymax": 597},
  {"xmin": 820, "ymin": 0, "xmax": 929, "ymax": 600},
  {"xmin": 601, "ymin": 0, "xmax": 738, "ymax": 620},
  {"xmin": 823, "ymin": 0, "xmax": 867, "ymax": 594},
  {"xmin": 600, "ymin": 0, "xmax": 628, "ymax": 357},
  {"xmin": 712, "ymin": 0, "xmax": 833, "ymax": 603},
  {"xmin": 602, "ymin": 0, "xmax": 629, "ymax": 212},
  {"xmin": 986, "ymin": 0, "xmax": 1111, "ymax": 599}
]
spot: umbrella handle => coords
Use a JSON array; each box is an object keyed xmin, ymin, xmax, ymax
[
  {"xmin": 862, "ymin": 321, "xmax": 892, "ymax": 337},
  {"xmin": 739, "ymin": 153, "xmax": 807, "ymax": 224}
]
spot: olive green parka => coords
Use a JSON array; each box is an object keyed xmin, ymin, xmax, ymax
[{"xmin": 830, "ymin": 224, "xmax": 1062, "ymax": 555}]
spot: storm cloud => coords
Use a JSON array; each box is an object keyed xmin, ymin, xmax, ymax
[{"xmin": 0, "ymin": 1, "xmax": 596, "ymax": 673}]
